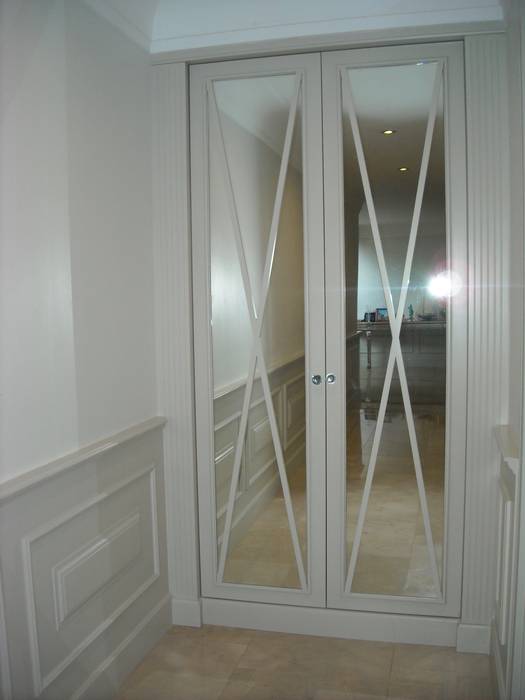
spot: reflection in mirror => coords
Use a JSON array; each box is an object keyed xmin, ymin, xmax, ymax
[
  {"xmin": 343, "ymin": 61, "xmax": 446, "ymax": 597},
  {"xmin": 209, "ymin": 74, "xmax": 307, "ymax": 588}
]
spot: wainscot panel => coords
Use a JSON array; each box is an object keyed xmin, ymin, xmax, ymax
[{"xmin": 0, "ymin": 418, "xmax": 170, "ymax": 700}]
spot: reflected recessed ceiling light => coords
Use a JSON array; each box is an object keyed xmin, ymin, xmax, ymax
[
  {"xmin": 416, "ymin": 61, "xmax": 425, "ymax": 66},
  {"xmin": 382, "ymin": 129, "xmax": 396, "ymax": 135},
  {"xmin": 398, "ymin": 166, "xmax": 409, "ymax": 172}
]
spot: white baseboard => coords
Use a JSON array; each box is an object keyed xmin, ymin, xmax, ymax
[
  {"xmin": 456, "ymin": 623, "xmax": 491, "ymax": 654},
  {"xmin": 491, "ymin": 620, "xmax": 506, "ymax": 699},
  {"xmin": 171, "ymin": 597, "xmax": 202, "ymax": 627},
  {"xmin": 202, "ymin": 598, "xmax": 458, "ymax": 647},
  {"xmin": 73, "ymin": 594, "xmax": 171, "ymax": 700}
]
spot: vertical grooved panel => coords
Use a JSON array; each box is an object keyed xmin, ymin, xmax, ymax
[
  {"xmin": 153, "ymin": 63, "xmax": 200, "ymax": 605},
  {"xmin": 463, "ymin": 34, "xmax": 510, "ymax": 626}
]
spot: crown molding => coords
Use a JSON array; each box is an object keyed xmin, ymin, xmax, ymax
[
  {"xmin": 151, "ymin": 18, "xmax": 504, "ymax": 64},
  {"xmin": 83, "ymin": 0, "xmax": 151, "ymax": 51}
]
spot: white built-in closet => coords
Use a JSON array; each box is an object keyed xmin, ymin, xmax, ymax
[{"xmin": 190, "ymin": 42, "xmax": 468, "ymax": 623}]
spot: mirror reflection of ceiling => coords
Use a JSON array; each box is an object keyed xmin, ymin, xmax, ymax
[
  {"xmin": 85, "ymin": 0, "xmax": 504, "ymax": 53},
  {"xmin": 214, "ymin": 76, "xmax": 303, "ymax": 170},
  {"xmin": 214, "ymin": 60, "xmax": 445, "ymax": 195},
  {"xmin": 343, "ymin": 60, "xmax": 445, "ymax": 224}
]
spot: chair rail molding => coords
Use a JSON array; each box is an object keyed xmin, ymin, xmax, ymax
[
  {"xmin": 153, "ymin": 61, "xmax": 202, "ymax": 626},
  {"xmin": 458, "ymin": 33, "xmax": 510, "ymax": 655}
]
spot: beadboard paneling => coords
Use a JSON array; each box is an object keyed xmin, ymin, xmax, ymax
[
  {"xmin": 462, "ymin": 34, "xmax": 510, "ymax": 641},
  {"xmin": 153, "ymin": 62, "xmax": 201, "ymax": 623},
  {"xmin": 0, "ymin": 419, "xmax": 169, "ymax": 700}
]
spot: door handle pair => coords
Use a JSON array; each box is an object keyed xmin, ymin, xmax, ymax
[{"xmin": 311, "ymin": 374, "xmax": 336, "ymax": 385}]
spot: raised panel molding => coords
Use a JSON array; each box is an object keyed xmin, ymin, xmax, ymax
[
  {"xmin": 462, "ymin": 34, "xmax": 510, "ymax": 648},
  {"xmin": 153, "ymin": 62, "xmax": 201, "ymax": 620},
  {"xmin": 0, "ymin": 419, "xmax": 169, "ymax": 699},
  {"xmin": 22, "ymin": 465, "xmax": 161, "ymax": 695},
  {"xmin": 53, "ymin": 512, "xmax": 142, "ymax": 628}
]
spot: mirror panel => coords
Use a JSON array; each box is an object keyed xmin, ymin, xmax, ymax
[
  {"xmin": 343, "ymin": 61, "xmax": 446, "ymax": 598},
  {"xmin": 210, "ymin": 74, "xmax": 307, "ymax": 588}
]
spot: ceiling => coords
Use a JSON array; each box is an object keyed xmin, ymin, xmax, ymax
[{"xmin": 85, "ymin": 0, "xmax": 506, "ymax": 53}]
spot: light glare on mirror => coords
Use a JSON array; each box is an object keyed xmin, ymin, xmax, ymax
[{"xmin": 427, "ymin": 271, "xmax": 462, "ymax": 298}]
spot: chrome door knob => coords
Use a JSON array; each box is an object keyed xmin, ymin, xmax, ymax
[
  {"xmin": 326, "ymin": 373, "xmax": 336, "ymax": 384},
  {"xmin": 311, "ymin": 374, "xmax": 322, "ymax": 385}
]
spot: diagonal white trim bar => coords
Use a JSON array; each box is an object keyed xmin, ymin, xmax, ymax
[
  {"xmin": 210, "ymin": 76, "xmax": 307, "ymax": 589},
  {"xmin": 343, "ymin": 63, "xmax": 443, "ymax": 595}
]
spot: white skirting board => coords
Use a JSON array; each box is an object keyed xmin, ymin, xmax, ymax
[
  {"xmin": 171, "ymin": 597, "xmax": 203, "ymax": 627},
  {"xmin": 492, "ymin": 620, "xmax": 506, "ymax": 700},
  {"xmin": 72, "ymin": 595, "xmax": 171, "ymax": 700},
  {"xmin": 457, "ymin": 623, "xmax": 492, "ymax": 654},
  {"xmin": 201, "ymin": 598, "xmax": 459, "ymax": 647}
]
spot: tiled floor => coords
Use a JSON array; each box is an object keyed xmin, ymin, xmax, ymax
[{"xmin": 117, "ymin": 625, "xmax": 495, "ymax": 700}]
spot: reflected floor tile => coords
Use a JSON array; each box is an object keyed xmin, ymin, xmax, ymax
[{"xmin": 222, "ymin": 410, "xmax": 445, "ymax": 596}]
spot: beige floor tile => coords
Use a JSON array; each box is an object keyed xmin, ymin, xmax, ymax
[
  {"xmin": 390, "ymin": 644, "xmax": 458, "ymax": 684},
  {"xmin": 443, "ymin": 674, "xmax": 496, "ymax": 700},
  {"xmin": 217, "ymin": 678, "xmax": 256, "ymax": 699},
  {"xmin": 452, "ymin": 652, "xmax": 492, "ymax": 679},
  {"xmin": 387, "ymin": 679, "xmax": 447, "ymax": 699},
  {"xmin": 118, "ymin": 669, "xmax": 227, "ymax": 700},
  {"xmin": 313, "ymin": 692, "xmax": 386, "ymax": 700},
  {"xmin": 117, "ymin": 630, "xmax": 495, "ymax": 700},
  {"xmin": 170, "ymin": 642, "xmax": 246, "ymax": 677}
]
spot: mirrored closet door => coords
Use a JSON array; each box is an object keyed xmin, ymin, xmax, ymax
[
  {"xmin": 191, "ymin": 53, "xmax": 326, "ymax": 606},
  {"xmin": 323, "ymin": 42, "xmax": 467, "ymax": 616},
  {"xmin": 191, "ymin": 42, "xmax": 467, "ymax": 617}
]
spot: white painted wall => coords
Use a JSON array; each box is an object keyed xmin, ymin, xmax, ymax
[
  {"xmin": 0, "ymin": 1, "xmax": 79, "ymax": 480},
  {"xmin": 65, "ymin": 1, "xmax": 156, "ymax": 446},
  {"xmin": 0, "ymin": 0, "xmax": 156, "ymax": 481}
]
